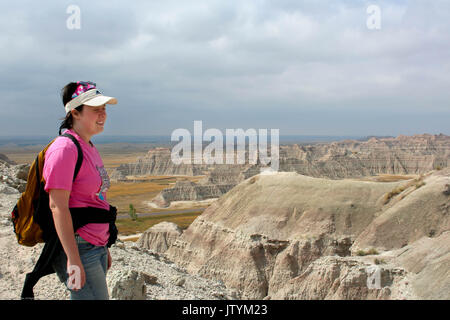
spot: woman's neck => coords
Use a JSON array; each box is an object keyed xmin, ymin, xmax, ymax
[{"xmin": 71, "ymin": 126, "xmax": 92, "ymax": 146}]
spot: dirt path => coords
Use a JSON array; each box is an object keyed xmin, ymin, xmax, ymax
[{"xmin": 117, "ymin": 208, "xmax": 205, "ymax": 220}]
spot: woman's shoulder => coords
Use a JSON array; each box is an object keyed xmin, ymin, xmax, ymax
[{"xmin": 46, "ymin": 135, "xmax": 79, "ymax": 158}]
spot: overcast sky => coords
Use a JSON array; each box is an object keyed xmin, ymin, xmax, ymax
[{"xmin": 1, "ymin": 0, "xmax": 449, "ymax": 138}]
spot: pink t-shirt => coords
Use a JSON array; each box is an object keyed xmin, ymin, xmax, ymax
[{"xmin": 43, "ymin": 129, "xmax": 111, "ymax": 246}]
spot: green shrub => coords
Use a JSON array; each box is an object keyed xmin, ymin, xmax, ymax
[
  {"xmin": 356, "ymin": 250, "xmax": 366, "ymax": 256},
  {"xmin": 356, "ymin": 248, "xmax": 379, "ymax": 256},
  {"xmin": 415, "ymin": 181, "xmax": 425, "ymax": 189},
  {"xmin": 128, "ymin": 203, "xmax": 138, "ymax": 221},
  {"xmin": 383, "ymin": 176, "xmax": 426, "ymax": 204},
  {"xmin": 383, "ymin": 186, "xmax": 405, "ymax": 204}
]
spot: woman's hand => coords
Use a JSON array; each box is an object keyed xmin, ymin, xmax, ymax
[
  {"xmin": 107, "ymin": 248, "xmax": 112, "ymax": 270},
  {"xmin": 67, "ymin": 259, "xmax": 86, "ymax": 291},
  {"xmin": 49, "ymin": 189, "xmax": 86, "ymax": 290}
]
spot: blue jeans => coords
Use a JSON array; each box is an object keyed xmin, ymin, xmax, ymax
[{"xmin": 52, "ymin": 234, "xmax": 109, "ymax": 300}]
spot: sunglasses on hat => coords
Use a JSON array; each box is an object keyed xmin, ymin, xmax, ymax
[{"xmin": 71, "ymin": 81, "xmax": 97, "ymax": 99}]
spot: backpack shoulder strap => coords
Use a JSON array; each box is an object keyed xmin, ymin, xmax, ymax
[{"xmin": 60, "ymin": 133, "xmax": 83, "ymax": 182}]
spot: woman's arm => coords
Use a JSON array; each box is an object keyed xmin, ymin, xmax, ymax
[
  {"xmin": 49, "ymin": 189, "xmax": 86, "ymax": 290},
  {"xmin": 107, "ymin": 248, "xmax": 112, "ymax": 270}
]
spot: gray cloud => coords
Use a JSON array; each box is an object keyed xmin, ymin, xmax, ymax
[{"xmin": 0, "ymin": 0, "xmax": 449, "ymax": 137}]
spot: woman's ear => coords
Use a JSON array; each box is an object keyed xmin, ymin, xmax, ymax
[{"xmin": 71, "ymin": 109, "xmax": 81, "ymax": 120}]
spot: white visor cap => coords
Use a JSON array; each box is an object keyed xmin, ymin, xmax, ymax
[{"xmin": 65, "ymin": 89, "xmax": 117, "ymax": 113}]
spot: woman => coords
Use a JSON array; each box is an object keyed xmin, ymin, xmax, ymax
[{"xmin": 43, "ymin": 81, "xmax": 118, "ymax": 299}]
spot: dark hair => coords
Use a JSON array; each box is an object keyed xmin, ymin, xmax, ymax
[{"xmin": 59, "ymin": 82, "xmax": 84, "ymax": 135}]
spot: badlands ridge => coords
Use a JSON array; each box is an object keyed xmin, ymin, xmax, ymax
[{"xmin": 112, "ymin": 133, "xmax": 449, "ymax": 207}]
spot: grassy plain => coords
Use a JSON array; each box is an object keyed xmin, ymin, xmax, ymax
[
  {"xmin": 107, "ymin": 175, "xmax": 204, "ymax": 214},
  {"xmin": 116, "ymin": 211, "xmax": 203, "ymax": 236}
]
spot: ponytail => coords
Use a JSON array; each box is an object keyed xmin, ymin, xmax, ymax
[{"xmin": 59, "ymin": 82, "xmax": 83, "ymax": 135}]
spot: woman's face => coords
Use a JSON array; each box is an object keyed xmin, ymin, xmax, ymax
[{"xmin": 72, "ymin": 104, "xmax": 107, "ymax": 136}]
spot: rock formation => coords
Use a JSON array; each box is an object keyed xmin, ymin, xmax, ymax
[
  {"xmin": 137, "ymin": 221, "xmax": 183, "ymax": 253},
  {"xmin": 0, "ymin": 153, "xmax": 16, "ymax": 165},
  {"xmin": 165, "ymin": 168, "xmax": 450, "ymax": 299},
  {"xmin": 113, "ymin": 134, "xmax": 449, "ymax": 180},
  {"xmin": 108, "ymin": 269, "xmax": 147, "ymax": 300},
  {"xmin": 351, "ymin": 168, "xmax": 450, "ymax": 251},
  {"xmin": 0, "ymin": 154, "xmax": 28, "ymax": 193},
  {"xmin": 110, "ymin": 147, "xmax": 210, "ymax": 180},
  {"xmin": 113, "ymin": 134, "xmax": 450, "ymax": 206},
  {"xmin": 279, "ymin": 133, "xmax": 449, "ymax": 178},
  {"xmin": 152, "ymin": 180, "xmax": 235, "ymax": 208}
]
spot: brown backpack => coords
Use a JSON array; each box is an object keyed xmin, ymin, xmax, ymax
[{"xmin": 11, "ymin": 133, "xmax": 83, "ymax": 246}]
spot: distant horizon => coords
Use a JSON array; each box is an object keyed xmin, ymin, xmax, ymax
[
  {"xmin": 0, "ymin": 134, "xmax": 368, "ymax": 145},
  {"xmin": 0, "ymin": 132, "xmax": 447, "ymax": 148}
]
